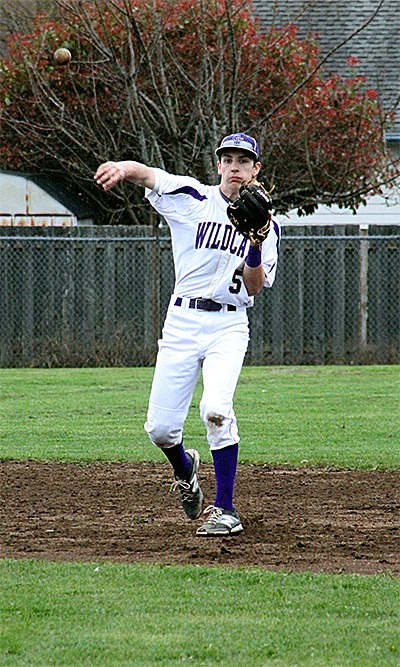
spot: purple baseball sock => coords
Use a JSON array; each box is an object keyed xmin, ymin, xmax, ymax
[
  {"xmin": 212, "ymin": 443, "xmax": 239, "ymax": 512},
  {"xmin": 163, "ymin": 442, "xmax": 191, "ymax": 480}
]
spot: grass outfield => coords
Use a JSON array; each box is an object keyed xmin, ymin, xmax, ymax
[
  {"xmin": 1, "ymin": 365, "xmax": 399, "ymax": 467},
  {"xmin": 1, "ymin": 560, "xmax": 399, "ymax": 667},
  {"xmin": 1, "ymin": 366, "xmax": 399, "ymax": 666}
]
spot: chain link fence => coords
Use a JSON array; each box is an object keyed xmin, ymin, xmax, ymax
[{"xmin": 0, "ymin": 226, "xmax": 399, "ymax": 367}]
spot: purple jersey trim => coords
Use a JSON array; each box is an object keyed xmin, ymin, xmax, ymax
[
  {"xmin": 272, "ymin": 220, "xmax": 281, "ymax": 255},
  {"xmin": 166, "ymin": 186, "xmax": 207, "ymax": 201},
  {"xmin": 219, "ymin": 188, "xmax": 233, "ymax": 204}
]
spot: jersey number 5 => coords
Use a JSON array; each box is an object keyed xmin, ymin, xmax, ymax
[{"xmin": 229, "ymin": 268, "xmax": 243, "ymax": 294}]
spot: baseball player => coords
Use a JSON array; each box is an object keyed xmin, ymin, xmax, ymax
[{"xmin": 95, "ymin": 133, "xmax": 280, "ymax": 536}]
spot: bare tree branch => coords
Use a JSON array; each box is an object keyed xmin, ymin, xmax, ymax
[{"xmin": 0, "ymin": 0, "xmax": 397, "ymax": 223}]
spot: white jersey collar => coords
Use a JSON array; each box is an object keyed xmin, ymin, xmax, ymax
[{"xmin": 219, "ymin": 187, "xmax": 233, "ymax": 205}]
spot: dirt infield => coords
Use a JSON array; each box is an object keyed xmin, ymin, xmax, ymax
[{"xmin": 0, "ymin": 461, "xmax": 399, "ymax": 575}]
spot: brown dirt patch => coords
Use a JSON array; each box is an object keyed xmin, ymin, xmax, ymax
[{"xmin": 0, "ymin": 461, "xmax": 399, "ymax": 575}]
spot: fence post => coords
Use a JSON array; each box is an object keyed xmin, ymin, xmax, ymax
[
  {"xmin": 359, "ymin": 224, "xmax": 369, "ymax": 355},
  {"xmin": 0, "ymin": 240, "xmax": 12, "ymax": 366},
  {"xmin": 312, "ymin": 239, "xmax": 326, "ymax": 363},
  {"xmin": 332, "ymin": 228, "xmax": 346, "ymax": 363},
  {"xmin": 21, "ymin": 243, "xmax": 34, "ymax": 362},
  {"xmin": 103, "ymin": 242, "xmax": 116, "ymax": 344}
]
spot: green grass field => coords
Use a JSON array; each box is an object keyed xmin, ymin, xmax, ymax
[
  {"xmin": 1, "ymin": 366, "xmax": 399, "ymax": 666},
  {"xmin": 1, "ymin": 560, "xmax": 399, "ymax": 667},
  {"xmin": 1, "ymin": 365, "xmax": 399, "ymax": 467}
]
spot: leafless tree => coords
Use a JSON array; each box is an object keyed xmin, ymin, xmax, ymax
[{"xmin": 0, "ymin": 0, "xmax": 398, "ymax": 223}]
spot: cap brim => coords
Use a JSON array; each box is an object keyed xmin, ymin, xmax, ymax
[{"xmin": 215, "ymin": 146, "xmax": 259, "ymax": 161}]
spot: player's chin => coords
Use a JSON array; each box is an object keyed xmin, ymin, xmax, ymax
[{"xmin": 229, "ymin": 179, "xmax": 243, "ymax": 194}]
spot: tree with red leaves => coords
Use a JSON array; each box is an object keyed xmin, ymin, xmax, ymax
[{"xmin": 0, "ymin": 0, "xmax": 397, "ymax": 224}]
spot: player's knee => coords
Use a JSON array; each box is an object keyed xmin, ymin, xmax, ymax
[
  {"xmin": 202, "ymin": 410, "xmax": 233, "ymax": 448},
  {"xmin": 200, "ymin": 400, "xmax": 239, "ymax": 448},
  {"xmin": 200, "ymin": 396, "xmax": 224, "ymax": 421},
  {"xmin": 204, "ymin": 410, "xmax": 225, "ymax": 430},
  {"xmin": 144, "ymin": 420, "xmax": 182, "ymax": 448},
  {"xmin": 200, "ymin": 401, "xmax": 226, "ymax": 430}
]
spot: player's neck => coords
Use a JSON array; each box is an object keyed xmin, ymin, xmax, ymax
[
  {"xmin": 219, "ymin": 187, "xmax": 232, "ymax": 203},
  {"xmin": 219, "ymin": 186, "xmax": 239, "ymax": 203}
]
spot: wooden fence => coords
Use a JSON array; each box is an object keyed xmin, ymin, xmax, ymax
[{"xmin": 0, "ymin": 226, "xmax": 399, "ymax": 366}]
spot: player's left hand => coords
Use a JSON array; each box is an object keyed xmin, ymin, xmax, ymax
[{"xmin": 227, "ymin": 179, "xmax": 273, "ymax": 246}]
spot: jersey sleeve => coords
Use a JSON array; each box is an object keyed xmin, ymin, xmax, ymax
[
  {"xmin": 145, "ymin": 169, "xmax": 208, "ymax": 221},
  {"xmin": 261, "ymin": 217, "xmax": 281, "ymax": 288}
]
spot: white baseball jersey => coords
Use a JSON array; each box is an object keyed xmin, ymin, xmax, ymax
[{"xmin": 146, "ymin": 168, "xmax": 280, "ymax": 308}]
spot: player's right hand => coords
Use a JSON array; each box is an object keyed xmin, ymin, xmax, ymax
[{"xmin": 94, "ymin": 161, "xmax": 126, "ymax": 191}]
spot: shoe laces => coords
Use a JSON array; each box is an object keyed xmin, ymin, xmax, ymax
[
  {"xmin": 202, "ymin": 505, "xmax": 224, "ymax": 524},
  {"xmin": 170, "ymin": 478, "xmax": 194, "ymax": 502}
]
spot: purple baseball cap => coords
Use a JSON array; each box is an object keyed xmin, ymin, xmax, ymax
[{"xmin": 215, "ymin": 133, "xmax": 259, "ymax": 161}]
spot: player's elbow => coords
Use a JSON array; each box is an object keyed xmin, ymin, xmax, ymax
[
  {"xmin": 247, "ymin": 283, "xmax": 264, "ymax": 296},
  {"xmin": 243, "ymin": 268, "xmax": 265, "ymax": 296}
]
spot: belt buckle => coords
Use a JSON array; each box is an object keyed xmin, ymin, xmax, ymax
[{"xmin": 196, "ymin": 299, "xmax": 222, "ymax": 311}]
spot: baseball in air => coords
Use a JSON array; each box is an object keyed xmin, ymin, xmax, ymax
[{"xmin": 53, "ymin": 48, "xmax": 72, "ymax": 65}]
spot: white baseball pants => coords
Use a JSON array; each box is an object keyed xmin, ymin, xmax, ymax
[{"xmin": 144, "ymin": 296, "xmax": 249, "ymax": 450}]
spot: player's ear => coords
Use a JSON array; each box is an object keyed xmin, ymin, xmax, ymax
[
  {"xmin": 252, "ymin": 161, "xmax": 262, "ymax": 177},
  {"xmin": 217, "ymin": 161, "xmax": 223, "ymax": 176}
]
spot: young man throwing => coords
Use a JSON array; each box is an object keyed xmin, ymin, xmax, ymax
[{"xmin": 95, "ymin": 133, "xmax": 280, "ymax": 536}]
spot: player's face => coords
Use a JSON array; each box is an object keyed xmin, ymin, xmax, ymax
[{"xmin": 217, "ymin": 151, "xmax": 261, "ymax": 200}]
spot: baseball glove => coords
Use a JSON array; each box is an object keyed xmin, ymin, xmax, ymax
[{"xmin": 227, "ymin": 179, "xmax": 273, "ymax": 245}]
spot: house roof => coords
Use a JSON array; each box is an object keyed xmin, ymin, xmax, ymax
[
  {"xmin": 28, "ymin": 173, "xmax": 94, "ymax": 220},
  {"xmin": 252, "ymin": 0, "xmax": 400, "ymax": 133}
]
